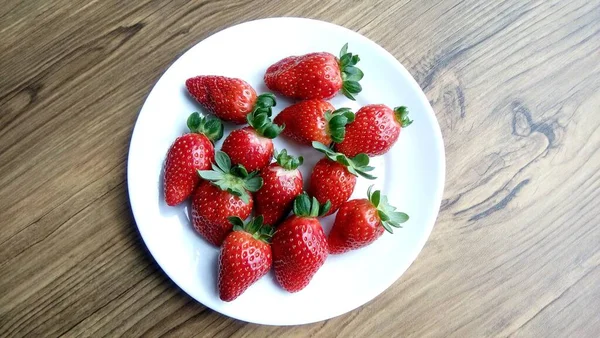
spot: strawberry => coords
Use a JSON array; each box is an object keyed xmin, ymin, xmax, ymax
[
  {"xmin": 274, "ymin": 99, "xmax": 354, "ymax": 146},
  {"xmin": 186, "ymin": 75, "xmax": 275, "ymax": 124},
  {"xmin": 218, "ymin": 216, "xmax": 274, "ymax": 301},
  {"xmin": 192, "ymin": 151, "xmax": 263, "ymax": 246},
  {"xmin": 272, "ymin": 193, "xmax": 331, "ymax": 292},
  {"xmin": 264, "ymin": 43, "xmax": 363, "ymax": 100},
  {"xmin": 329, "ymin": 185, "xmax": 409, "ymax": 254},
  {"xmin": 308, "ymin": 142, "xmax": 376, "ymax": 215},
  {"xmin": 255, "ymin": 150, "xmax": 304, "ymax": 226},
  {"xmin": 221, "ymin": 100, "xmax": 284, "ymax": 172},
  {"xmin": 335, "ymin": 105, "xmax": 413, "ymax": 157},
  {"xmin": 164, "ymin": 112, "xmax": 223, "ymax": 206}
]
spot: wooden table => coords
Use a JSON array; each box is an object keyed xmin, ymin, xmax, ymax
[{"xmin": 2, "ymin": 0, "xmax": 599, "ymax": 336}]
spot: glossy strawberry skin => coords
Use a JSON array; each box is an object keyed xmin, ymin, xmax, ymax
[
  {"xmin": 264, "ymin": 53, "xmax": 342, "ymax": 100},
  {"xmin": 186, "ymin": 76, "xmax": 257, "ymax": 124},
  {"xmin": 221, "ymin": 126, "xmax": 274, "ymax": 173},
  {"xmin": 308, "ymin": 158, "xmax": 356, "ymax": 215},
  {"xmin": 335, "ymin": 104, "xmax": 401, "ymax": 157},
  {"xmin": 272, "ymin": 215, "xmax": 328, "ymax": 292},
  {"xmin": 191, "ymin": 181, "xmax": 253, "ymax": 246},
  {"xmin": 218, "ymin": 231, "xmax": 272, "ymax": 301},
  {"xmin": 164, "ymin": 133, "xmax": 214, "ymax": 206},
  {"xmin": 328, "ymin": 199, "xmax": 384, "ymax": 254},
  {"xmin": 255, "ymin": 164, "xmax": 303, "ymax": 226},
  {"xmin": 274, "ymin": 99, "xmax": 334, "ymax": 146}
]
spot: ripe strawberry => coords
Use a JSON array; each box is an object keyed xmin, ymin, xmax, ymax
[
  {"xmin": 221, "ymin": 101, "xmax": 284, "ymax": 172},
  {"xmin": 329, "ymin": 185, "xmax": 409, "ymax": 254},
  {"xmin": 274, "ymin": 99, "xmax": 354, "ymax": 146},
  {"xmin": 164, "ymin": 112, "xmax": 224, "ymax": 206},
  {"xmin": 308, "ymin": 142, "xmax": 376, "ymax": 215},
  {"xmin": 264, "ymin": 43, "xmax": 363, "ymax": 100},
  {"xmin": 335, "ymin": 105, "xmax": 413, "ymax": 157},
  {"xmin": 255, "ymin": 150, "xmax": 304, "ymax": 226},
  {"xmin": 272, "ymin": 193, "xmax": 331, "ymax": 292},
  {"xmin": 218, "ymin": 216, "xmax": 274, "ymax": 301},
  {"xmin": 192, "ymin": 151, "xmax": 263, "ymax": 246},
  {"xmin": 186, "ymin": 75, "xmax": 275, "ymax": 124}
]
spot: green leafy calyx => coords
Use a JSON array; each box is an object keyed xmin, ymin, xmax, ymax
[
  {"xmin": 292, "ymin": 192, "xmax": 331, "ymax": 218},
  {"xmin": 274, "ymin": 149, "xmax": 303, "ymax": 170},
  {"xmin": 247, "ymin": 93, "xmax": 284, "ymax": 139},
  {"xmin": 228, "ymin": 215, "xmax": 274, "ymax": 243},
  {"xmin": 394, "ymin": 106, "xmax": 413, "ymax": 128},
  {"xmin": 198, "ymin": 151, "xmax": 263, "ymax": 203},
  {"xmin": 253, "ymin": 93, "xmax": 277, "ymax": 116},
  {"xmin": 187, "ymin": 112, "xmax": 224, "ymax": 142},
  {"xmin": 325, "ymin": 108, "xmax": 355, "ymax": 143},
  {"xmin": 366, "ymin": 185, "xmax": 409, "ymax": 234},
  {"xmin": 338, "ymin": 43, "xmax": 363, "ymax": 100},
  {"xmin": 312, "ymin": 141, "xmax": 376, "ymax": 180}
]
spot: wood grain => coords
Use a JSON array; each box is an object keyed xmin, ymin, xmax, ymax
[{"xmin": 1, "ymin": 0, "xmax": 599, "ymax": 336}]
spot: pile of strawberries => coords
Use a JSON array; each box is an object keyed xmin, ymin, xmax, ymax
[{"xmin": 163, "ymin": 44, "xmax": 412, "ymax": 301}]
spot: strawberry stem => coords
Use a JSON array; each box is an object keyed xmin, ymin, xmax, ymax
[
  {"xmin": 338, "ymin": 43, "xmax": 363, "ymax": 100},
  {"xmin": 325, "ymin": 108, "xmax": 355, "ymax": 143},
  {"xmin": 274, "ymin": 149, "xmax": 303, "ymax": 170},
  {"xmin": 254, "ymin": 93, "xmax": 277, "ymax": 116},
  {"xmin": 247, "ymin": 94, "xmax": 284, "ymax": 139},
  {"xmin": 186, "ymin": 112, "xmax": 224, "ymax": 142},
  {"xmin": 228, "ymin": 216, "xmax": 274, "ymax": 243},
  {"xmin": 366, "ymin": 185, "xmax": 409, "ymax": 233},
  {"xmin": 198, "ymin": 151, "xmax": 263, "ymax": 203},
  {"xmin": 394, "ymin": 106, "xmax": 413, "ymax": 128},
  {"xmin": 292, "ymin": 193, "xmax": 331, "ymax": 218},
  {"xmin": 312, "ymin": 141, "xmax": 376, "ymax": 180}
]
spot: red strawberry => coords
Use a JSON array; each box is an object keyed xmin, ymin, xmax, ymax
[
  {"xmin": 274, "ymin": 99, "xmax": 354, "ymax": 146},
  {"xmin": 335, "ymin": 105, "xmax": 412, "ymax": 157},
  {"xmin": 308, "ymin": 142, "xmax": 376, "ymax": 215},
  {"xmin": 329, "ymin": 185, "xmax": 409, "ymax": 254},
  {"xmin": 164, "ymin": 112, "xmax": 223, "ymax": 206},
  {"xmin": 192, "ymin": 151, "xmax": 263, "ymax": 246},
  {"xmin": 218, "ymin": 216, "xmax": 274, "ymax": 301},
  {"xmin": 186, "ymin": 75, "xmax": 269, "ymax": 124},
  {"xmin": 264, "ymin": 43, "xmax": 363, "ymax": 100},
  {"xmin": 221, "ymin": 99, "xmax": 284, "ymax": 172},
  {"xmin": 272, "ymin": 193, "xmax": 331, "ymax": 292},
  {"xmin": 255, "ymin": 150, "xmax": 304, "ymax": 226}
]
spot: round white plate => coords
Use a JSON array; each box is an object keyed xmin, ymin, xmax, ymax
[{"xmin": 128, "ymin": 17, "xmax": 445, "ymax": 325}]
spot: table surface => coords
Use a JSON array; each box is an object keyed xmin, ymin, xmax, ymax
[{"xmin": 1, "ymin": 0, "xmax": 599, "ymax": 337}]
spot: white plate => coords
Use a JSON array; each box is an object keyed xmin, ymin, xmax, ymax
[{"xmin": 128, "ymin": 17, "xmax": 445, "ymax": 325}]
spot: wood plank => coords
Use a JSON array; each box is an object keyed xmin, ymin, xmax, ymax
[{"xmin": 1, "ymin": 0, "xmax": 599, "ymax": 336}]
